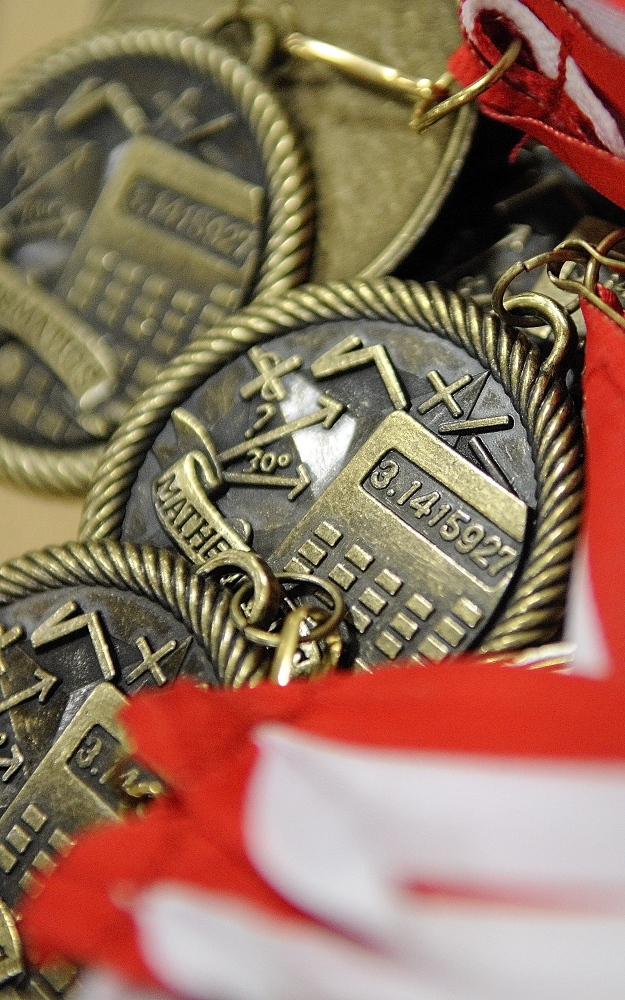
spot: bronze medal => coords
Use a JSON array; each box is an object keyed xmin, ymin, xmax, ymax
[
  {"xmin": 97, "ymin": 0, "xmax": 474, "ymax": 281},
  {"xmin": 0, "ymin": 537, "xmax": 269, "ymax": 998},
  {"xmin": 82, "ymin": 278, "xmax": 583, "ymax": 671},
  {"xmin": 0, "ymin": 25, "xmax": 313, "ymax": 493}
]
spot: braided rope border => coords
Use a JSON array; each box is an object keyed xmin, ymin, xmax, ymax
[
  {"xmin": 0, "ymin": 24, "xmax": 315, "ymax": 493},
  {"xmin": 0, "ymin": 540, "xmax": 265, "ymax": 685},
  {"xmin": 80, "ymin": 277, "xmax": 583, "ymax": 653}
]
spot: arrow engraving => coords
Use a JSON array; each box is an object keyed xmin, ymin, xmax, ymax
[
  {"xmin": 0, "ymin": 667, "xmax": 58, "ymax": 715},
  {"xmin": 219, "ymin": 394, "xmax": 345, "ymax": 464},
  {"xmin": 0, "ymin": 745, "xmax": 23, "ymax": 782},
  {"xmin": 224, "ymin": 463, "xmax": 311, "ymax": 500},
  {"xmin": 56, "ymin": 78, "xmax": 149, "ymax": 134}
]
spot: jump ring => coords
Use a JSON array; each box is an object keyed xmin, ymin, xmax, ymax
[{"xmin": 230, "ymin": 572, "xmax": 345, "ymax": 645}]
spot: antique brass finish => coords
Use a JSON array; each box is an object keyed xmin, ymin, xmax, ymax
[
  {"xmin": 0, "ymin": 539, "xmax": 297, "ymax": 997},
  {"xmin": 582, "ymin": 229, "xmax": 625, "ymax": 328},
  {"xmin": 0, "ymin": 541, "xmax": 269, "ymax": 685},
  {"xmin": 0, "ymin": 682, "xmax": 165, "ymax": 997},
  {"xmin": 0, "ymin": 683, "xmax": 129, "ymax": 997},
  {"xmin": 493, "ymin": 233, "xmax": 625, "ymax": 338},
  {"xmin": 269, "ymin": 605, "xmax": 342, "ymax": 685},
  {"xmin": 412, "ymin": 38, "xmax": 522, "ymax": 132},
  {"xmin": 97, "ymin": 0, "xmax": 474, "ymax": 282},
  {"xmin": 197, "ymin": 549, "xmax": 283, "ymax": 626},
  {"xmin": 281, "ymin": 31, "xmax": 520, "ymax": 133},
  {"xmin": 283, "ymin": 32, "xmax": 454, "ymax": 123},
  {"xmin": 491, "ymin": 270, "xmax": 576, "ymax": 375},
  {"xmin": 201, "ymin": 5, "xmax": 279, "ymax": 73},
  {"xmin": 81, "ymin": 278, "xmax": 583, "ymax": 656},
  {"xmin": 0, "ymin": 25, "xmax": 314, "ymax": 494},
  {"xmin": 229, "ymin": 572, "xmax": 345, "ymax": 646}
]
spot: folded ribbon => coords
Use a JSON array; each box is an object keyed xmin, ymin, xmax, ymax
[
  {"xmin": 450, "ymin": 0, "xmax": 625, "ymax": 209},
  {"xmin": 17, "ymin": 293, "xmax": 625, "ymax": 998}
]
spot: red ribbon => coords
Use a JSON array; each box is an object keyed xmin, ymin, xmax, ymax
[{"xmin": 450, "ymin": 0, "xmax": 625, "ymax": 208}]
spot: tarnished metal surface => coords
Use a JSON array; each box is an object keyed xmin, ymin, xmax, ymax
[
  {"xmin": 0, "ymin": 537, "xmax": 263, "ymax": 997},
  {"xmin": 81, "ymin": 278, "xmax": 583, "ymax": 660},
  {"xmin": 97, "ymin": 0, "xmax": 474, "ymax": 281},
  {"xmin": 0, "ymin": 25, "xmax": 313, "ymax": 492}
]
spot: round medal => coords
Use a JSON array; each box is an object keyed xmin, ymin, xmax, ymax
[
  {"xmin": 97, "ymin": 0, "xmax": 473, "ymax": 281},
  {"xmin": 0, "ymin": 538, "xmax": 265, "ymax": 997},
  {"xmin": 0, "ymin": 25, "xmax": 313, "ymax": 492},
  {"xmin": 82, "ymin": 279, "xmax": 583, "ymax": 665}
]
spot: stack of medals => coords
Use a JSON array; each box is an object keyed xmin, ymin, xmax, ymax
[{"xmin": 2, "ymin": 0, "xmax": 621, "ymax": 994}]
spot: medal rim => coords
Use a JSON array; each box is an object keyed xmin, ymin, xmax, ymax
[
  {"xmin": 0, "ymin": 538, "xmax": 263, "ymax": 999},
  {"xmin": 0, "ymin": 24, "xmax": 315, "ymax": 494},
  {"xmin": 95, "ymin": 1, "xmax": 476, "ymax": 282},
  {"xmin": 359, "ymin": 103, "xmax": 475, "ymax": 279},
  {"xmin": 80, "ymin": 277, "xmax": 583, "ymax": 655},
  {"xmin": 0, "ymin": 539, "xmax": 265, "ymax": 683}
]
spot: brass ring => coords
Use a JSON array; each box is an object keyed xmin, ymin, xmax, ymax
[
  {"xmin": 491, "ymin": 248, "xmax": 584, "ymax": 324},
  {"xmin": 412, "ymin": 37, "xmax": 522, "ymax": 132},
  {"xmin": 581, "ymin": 228, "xmax": 625, "ymax": 330},
  {"xmin": 230, "ymin": 572, "xmax": 345, "ymax": 646},
  {"xmin": 200, "ymin": 4, "xmax": 279, "ymax": 73},
  {"xmin": 197, "ymin": 550, "xmax": 282, "ymax": 627},
  {"xmin": 492, "ymin": 256, "xmax": 577, "ymax": 374},
  {"xmin": 538, "ymin": 231, "xmax": 625, "ymax": 332},
  {"xmin": 270, "ymin": 605, "xmax": 342, "ymax": 685}
]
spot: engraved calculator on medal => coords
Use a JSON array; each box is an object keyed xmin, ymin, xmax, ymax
[
  {"xmin": 271, "ymin": 411, "xmax": 528, "ymax": 666},
  {"xmin": 0, "ymin": 685, "xmax": 131, "ymax": 995}
]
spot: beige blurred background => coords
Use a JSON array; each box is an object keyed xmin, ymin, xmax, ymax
[{"xmin": 0, "ymin": 0, "xmax": 96, "ymax": 561}]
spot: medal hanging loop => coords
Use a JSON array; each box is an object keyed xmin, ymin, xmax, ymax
[
  {"xmin": 229, "ymin": 572, "xmax": 346, "ymax": 683},
  {"xmin": 492, "ymin": 252, "xmax": 579, "ymax": 375},
  {"xmin": 197, "ymin": 550, "xmax": 284, "ymax": 628},
  {"xmin": 412, "ymin": 37, "xmax": 522, "ymax": 132},
  {"xmin": 492, "ymin": 247, "xmax": 588, "ymax": 324},
  {"xmin": 269, "ymin": 606, "xmax": 342, "ymax": 686},
  {"xmin": 200, "ymin": 3, "xmax": 280, "ymax": 73},
  {"xmin": 540, "ymin": 231, "xmax": 625, "ymax": 332},
  {"xmin": 492, "ymin": 232, "xmax": 625, "ymax": 338},
  {"xmin": 230, "ymin": 573, "xmax": 345, "ymax": 646},
  {"xmin": 197, "ymin": 545, "xmax": 346, "ymax": 682},
  {"xmin": 580, "ymin": 229, "xmax": 625, "ymax": 330}
]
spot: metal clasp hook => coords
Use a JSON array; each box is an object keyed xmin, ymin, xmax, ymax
[
  {"xmin": 282, "ymin": 34, "xmax": 520, "ymax": 131},
  {"xmin": 549, "ymin": 230, "xmax": 625, "ymax": 331},
  {"xmin": 492, "ymin": 249, "xmax": 579, "ymax": 375},
  {"xmin": 282, "ymin": 31, "xmax": 454, "ymax": 124},
  {"xmin": 412, "ymin": 37, "xmax": 522, "ymax": 132}
]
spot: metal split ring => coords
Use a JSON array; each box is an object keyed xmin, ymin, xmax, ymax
[
  {"xmin": 492, "ymin": 253, "xmax": 577, "ymax": 375},
  {"xmin": 493, "ymin": 229, "xmax": 625, "ymax": 352},
  {"xmin": 230, "ymin": 572, "xmax": 345, "ymax": 646},
  {"xmin": 197, "ymin": 550, "xmax": 283, "ymax": 627}
]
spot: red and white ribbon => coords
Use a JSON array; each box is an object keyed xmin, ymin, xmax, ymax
[
  {"xmin": 450, "ymin": 0, "xmax": 625, "ymax": 208},
  {"xmin": 18, "ymin": 295, "xmax": 625, "ymax": 998}
]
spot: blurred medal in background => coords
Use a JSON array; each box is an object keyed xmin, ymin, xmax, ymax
[
  {"xmin": 97, "ymin": 0, "xmax": 474, "ymax": 281},
  {"xmin": 0, "ymin": 20, "xmax": 313, "ymax": 494}
]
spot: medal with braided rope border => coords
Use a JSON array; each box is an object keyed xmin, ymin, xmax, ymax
[
  {"xmin": 81, "ymin": 277, "xmax": 583, "ymax": 660},
  {"xmin": 0, "ymin": 24, "xmax": 314, "ymax": 494}
]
